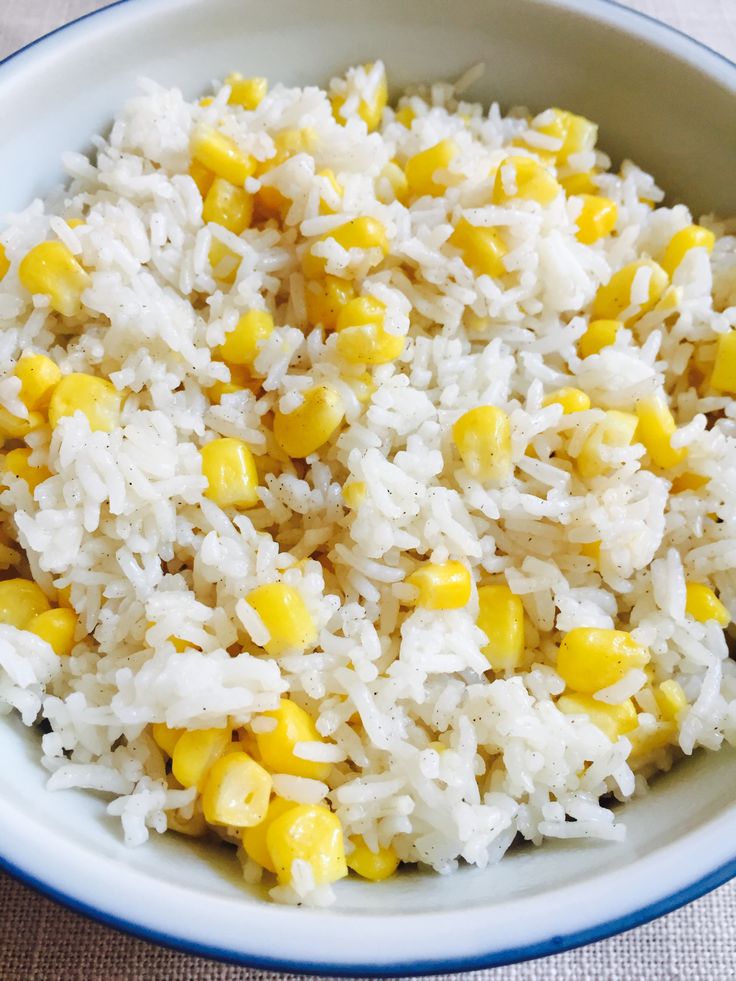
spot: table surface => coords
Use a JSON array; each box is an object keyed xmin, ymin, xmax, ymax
[{"xmin": 1, "ymin": 1, "xmax": 735, "ymax": 978}]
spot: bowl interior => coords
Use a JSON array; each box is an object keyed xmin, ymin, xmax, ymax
[{"xmin": 0, "ymin": 0, "xmax": 735, "ymax": 971}]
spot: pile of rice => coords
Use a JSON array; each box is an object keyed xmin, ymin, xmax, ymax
[{"xmin": 0, "ymin": 60, "xmax": 735, "ymax": 907}]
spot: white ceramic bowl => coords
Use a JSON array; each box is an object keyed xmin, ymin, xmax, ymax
[{"xmin": 1, "ymin": 0, "xmax": 735, "ymax": 972}]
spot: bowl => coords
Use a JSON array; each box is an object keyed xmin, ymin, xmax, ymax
[{"xmin": 1, "ymin": 0, "xmax": 735, "ymax": 972}]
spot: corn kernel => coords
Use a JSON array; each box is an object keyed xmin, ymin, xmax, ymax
[
  {"xmin": 305, "ymin": 276, "xmax": 355, "ymax": 330},
  {"xmin": 662, "ymin": 224, "xmax": 715, "ymax": 277},
  {"xmin": 628, "ymin": 721, "xmax": 677, "ymax": 760},
  {"xmin": 575, "ymin": 195, "xmax": 618, "ymax": 245},
  {"xmin": 580, "ymin": 540, "xmax": 601, "ymax": 561},
  {"xmin": 710, "ymin": 331, "xmax": 736, "ymax": 394},
  {"xmin": 15, "ymin": 354, "xmax": 61, "ymax": 411},
  {"xmin": 636, "ymin": 395, "xmax": 686, "ymax": 469},
  {"xmin": 189, "ymin": 159, "xmax": 215, "ymax": 198},
  {"xmin": 670, "ymin": 471, "xmax": 709, "ymax": 495},
  {"xmin": 395, "ymin": 106, "xmax": 415, "ymax": 128},
  {"xmin": 476, "ymin": 584, "xmax": 525, "ymax": 672},
  {"xmin": 303, "ymin": 216, "xmax": 389, "ymax": 278},
  {"xmin": 449, "ymin": 219, "xmax": 507, "ymax": 278},
  {"xmin": 201, "ymin": 751, "xmax": 272, "ymax": 827},
  {"xmin": 405, "ymin": 139, "xmax": 458, "ymax": 198},
  {"xmin": 335, "ymin": 296, "xmax": 405, "ymax": 365},
  {"xmin": 542, "ymin": 387, "xmax": 591, "ymax": 414},
  {"xmin": 247, "ymin": 586, "xmax": 318, "ymax": 656},
  {"xmin": 492, "ymin": 157, "xmax": 562, "ymax": 206},
  {"xmin": 578, "ymin": 319, "xmax": 620, "ymax": 358},
  {"xmin": 206, "ymin": 363, "xmax": 252, "ymax": 403},
  {"xmin": 241, "ymin": 796, "xmax": 298, "ymax": 872},
  {"xmin": 199, "ymin": 96, "xmax": 214, "ymax": 107},
  {"xmin": 685, "ymin": 582, "xmax": 730, "ymax": 627},
  {"xmin": 152, "ymin": 723, "xmax": 185, "ymax": 758},
  {"xmin": 332, "ymin": 63, "xmax": 387, "ymax": 132},
  {"xmin": 0, "ymin": 244, "xmax": 9, "ymax": 281},
  {"xmin": 19, "ymin": 241, "xmax": 91, "ymax": 317},
  {"xmin": 167, "ymin": 801, "xmax": 209, "ymax": 838},
  {"xmin": 655, "ymin": 680, "xmax": 688, "ymax": 722},
  {"xmin": 171, "ymin": 727, "xmax": 231, "ymax": 790},
  {"xmin": 0, "ymin": 405, "xmax": 44, "ymax": 439},
  {"xmin": 48, "ymin": 374, "xmax": 123, "ymax": 433},
  {"xmin": 560, "ymin": 171, "xmax": 599, "ymax": 196},
  {"xmin": 273, "ymin": 385, "xmax": 344, "ymax": 458},
  {"xmin": 218, "ymin": 309, "xmax": 274, "ymax": 366},
  {"xmin": 576, "ymin": 410, "xmax": 638, "ymax": 479},
  {"xmin": 4, "ymin": 447, "xmax": 51, "ymax": 491},
  {"xmin": 347, "ymin": 836, "xmax": 399, "ymax": 881},
  {"xmin": 266, "ymin": 804, "xmax": 347, "ymax": 885},
  {"xmin": 209, "ymin": 239, "xmax": 241, "ymax": 283},
  {"xmin": 202, "ymin": 178, "xmax": 253, "ymax": 234},
  {"xmin": 378, "ymin": 161, "xmax": 408, "ymax": 205},
  {"xmin": 592, "ymin": 260, "xmax": 668, "ymax": 324},
  {"xmin": 201, "ymin": 437, "xmax": 259, "ymax": 509},
  {"xmin": 343, "ymin": 480, "xmax": 366, "ymax": 509},
  {"xmin": 452, "ymin": 405, "xmax": 512, "ymax": 483},
  {"xmin": 226, "ymin": 73, "xmax": 268, "ymax": 110},
  {"xmin": 557, "ymin": 627, "xmax": 650, "ymax": 694},
  {"xmin": 558, "ymin": 692, "xmax": 638, "ymax": 741},
  {"xmin": 191, "ymin": 125, "xmax": 256, "ymax": 186},
  {"xmin": 262, "ymin": 128, "xmax": 317, "ymax": 172},
  {"xmin": 535, "ymin": 108, "xmax": 597, "ymax": 162},
  {"xmin": 0, "ymin": 578, "xmax": 51, "ymax": 629},
  {"xmin": 25, "ymin": 607, "xmax": 77, "ymax": 656},
  {"xmin": 56, "ymin": 584, "xmax": 73, "ymax": 608},
  {"xmin": 317, "ymin": 168, "xmax": 343, "ymax": 215},
  {"xmin": 406, "ymin": 561, "xmax": 471, "ymax": 611},
  {"xmin": 255, "ymin": 698, "xmax": 330, "ymax": 779}
]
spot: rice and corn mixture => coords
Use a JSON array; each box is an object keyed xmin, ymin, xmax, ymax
[{"xmin": 0, "ymin": 60, "xmax": 735, "ymax": 905}]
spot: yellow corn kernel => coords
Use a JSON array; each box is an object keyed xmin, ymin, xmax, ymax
[
  {"xmin": 452, "ymin": 405, "xmax": 512, "ymax": 483},
  {"xmin": 317, "ymin": 168, "xmax": 343, "ymax": 215},
  {"xmin": 560, "ymin": 171, "xmax": 599, "ymax": 196},
  {"xmin": 305, "ymin": 276, "xmax": 355, "ymax": 330},
  {"xmin": 476, "ymin": 584, "xmax": 525, "ymax": 672},
  {"xmin": 264, "ymin": 127, "xmax": 317, "ymax": 172},
  {"xmin": 201, "ymin": 751, "xmax": 272, "ymax": 827},
  {"xmin": 273, "ymin": 385, "xmax": 344, "ymax": 459},
  {"xmin": 348, "ymin": 371, "xmax": 376, "ymax": 405},
  {"xmin": 406, "ymin": 561, "xmax": 471, "ymax": 611},
  {"xmin": 670, "ymin": 471, "xmax": 709, "ymax": 495},
  {"xmin": 575, "ymin": 195, "xmax": 618, "ymax": 245},
  {"xmin": 347, "ymin": 836, "xmax": 399, "ymax": 881},
  {"xmin": 557, "ymin": 627, "xmax": 650, "ymax": 694},
  {"xmin": 209, "ymin": 239, "xmax": 241, "ymax": 283},
  {"xmin": 56, "ymin": 584, "xmax": 73, "ymax": 608},
  {"xmin": 18, "ymin": 241, "xmax": 91, "ymax": 317},
  {"xmin": 580, "ymin": 540, "xmax": 601, "ymax": 561},
  {"xmin": 578, "ymin": 319, "xmax": 620, "ymax": 359},
  {"xmin": 343, "ymin": 480, "xmax": 366, "ymax": 509},
  {"xmin": 266, "ymin": 804, "xmax": 347, "ymax": 886},
  {"xmin": 241, "ymin": 796, "xmax": 298, "ymax": 872},
  {"xmin": 332, "ymin": 63, "xmax": 387, "ymax": 132},
  {"xmin": 0, "ymin": 578, "xmax": 51, "ymax": 629},
  {"xmin": 449, "ymin": 219, "xmax": 507, "ymax": 278},
  {"xmin": 202, "ymin": 178, "xmax": 253, "ymax": 234},
  {"xmin": 199, "ymin": 96, "xmax": 214, "ymax": 107},
  {"xmin": 25, "ymin": 607, "xmax": 77, "ymax": 657},
  {"xmin": 188, "ymin": 159, "xmax": 216, "ymax": 198},
  {"xmin": 0, "ymin": 243, "xmax": 9, "ymax": 280},
  {"xmin": 662, "ymin": 224, "xmax": 715, "ymax": 277},
  {"xmin": 558, "ymin": 692, "xmax": 638, "ymax": 741},
  {"xmin": 655, "ymin": 680, "xmax": 688, "ymax": 722},
  {"xmin": 405, "ymin": 139, "xmax": 458, "ymax": 198},
  {"xmin": 206, "ymin": 363, "xmax": 252, "ymax": 404},
  {"xmin": 395, "ymin": 105, "xmax": 415, "ymax": 128},
  {"xmin": 201, "ymin": 437, "xmax": 259, "ymax": 509},
  {"xmin": 628, "ymin": 721, "xmax": 677, "ymax": 760},
  {"xmin": 536, "ymin": 108, "xmax": 598, "ymax": 162},
  {"xmin": 710, "ymin": 331, "xmax": 736, "ymax": 394},
  {"xmin": 378, "ymin": 161, "xmax": 409, "ymax": 205},
  {"xmin": 191, "ymin": 125, "xmax": 256, "ymax": 186},
  {"xmin": 151, "ymin": 723, "xmax": 185, "ymax": 758},
  {"xmin": 171, "ymin": 727, "xmax": 231, "ymax": 790},
  {"xmin": 255, "ymin": 697, "xmax": 330, "ymax": 779},
  {"xmin": 15, "ymin": 353, "xmax": 61, "ymax": 411},
  {"xmin": 576, "ymin": 410, "xmax": 639, "ymax": 479},
  {"xmin": 636, "ymin": 395, "xmax": 686, "ymax": 469},
  {"xmin": 492, "ymin": 157, "xmax": 562, "ymax": 206},
  {"xmin": 247, "ymin": 586, "xmax": 317, "ymax": 656},
  {"xmin": 167, "ymin": 800, "xmax": 208, "ymax": 838},
  {"xmin": 335, "ymin": 296, "xmax": 405, "ymax": 365},
  {"xmin": 225, "ymin": 73, "xmax": 268, "ymax": 110},
  {"xmin": 48, "ymin": 374, "xmax": 123, "ymax": 433},
  {"xmin": 4, "ymin": 448, "xmax": 51, "ymax": 492},
  {"xmin": 0, "ymin": 405, "xmax": 43, "ymax": 439},
  {"xmin": 685, "ymin": 582, "xmax": 730, "ymax": 627},
  {"xmin": 303, "ymin": 217, "xmax": 389, "ymax": 278},
  {"xmin": 592, "ymin": 260, "xmax": 668, "ymax": 324},
  {"xmin": 218, "ymin": 309, "xmax": 274, "ymax": 366},
  {"xmin": 542, "ymin": 387, "xmax": 591, "ymax": 414}
]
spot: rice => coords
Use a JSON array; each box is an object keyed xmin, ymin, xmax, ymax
[{"xmin": 0, "ymin": 59, "xmax": 734, "ymax": 907}]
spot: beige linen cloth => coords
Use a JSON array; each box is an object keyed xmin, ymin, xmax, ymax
[{"xmin": 1, "ymin": 1, "xmax": 735, "ymax": 978}]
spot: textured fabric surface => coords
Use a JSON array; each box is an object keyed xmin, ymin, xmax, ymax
[{"xmin": 0, "ymin": 1, "xmax": 735, "ymax": 978}]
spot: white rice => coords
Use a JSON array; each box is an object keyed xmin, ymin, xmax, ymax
[{"xmin": 0, "ymin": 60, "xmax": 735, "ymax": 907}]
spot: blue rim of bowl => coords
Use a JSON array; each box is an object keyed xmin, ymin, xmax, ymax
[{"xmin": 0, "ymin": 0, "xmax": 735, "ymax": 973}]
